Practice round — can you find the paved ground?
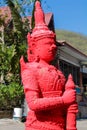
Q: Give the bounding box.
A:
[77,119,87,130]
[0,119,24,130]
[0,118,87,130]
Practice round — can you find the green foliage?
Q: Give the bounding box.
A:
[4,0,30,44]
[0,82,24,110]
[0,0,29,84]
[0,0,32,110]
[0,0,43,110]
[5,0,28,39]
[0,44,16,83]
[56,30,87,55]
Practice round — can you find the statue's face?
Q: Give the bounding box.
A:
[36,38,57,62]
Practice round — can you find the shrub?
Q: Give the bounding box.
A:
[0,82,24,110]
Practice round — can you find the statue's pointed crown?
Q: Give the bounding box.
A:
[27,1,56,62]
[27,1,55,42]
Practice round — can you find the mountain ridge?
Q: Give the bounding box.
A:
[55,30,87,55]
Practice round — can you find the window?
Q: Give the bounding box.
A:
[59,59,80,85]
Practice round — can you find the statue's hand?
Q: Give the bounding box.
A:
[62,90,76,105]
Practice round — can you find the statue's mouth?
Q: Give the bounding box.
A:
[49,48,57,55]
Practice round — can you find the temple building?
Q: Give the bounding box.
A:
[56,40,87,93]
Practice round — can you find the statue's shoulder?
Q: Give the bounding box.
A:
[26,62,40,69]
[20,57,39,74]
[57,69,64,76]
[24,62,41,76]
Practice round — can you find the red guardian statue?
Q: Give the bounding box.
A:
[20,1,78,130]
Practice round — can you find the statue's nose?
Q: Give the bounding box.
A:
[51,44,57,50]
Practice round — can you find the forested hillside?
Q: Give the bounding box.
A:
[55,30,87,55]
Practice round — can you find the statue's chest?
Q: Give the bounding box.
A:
[37,67,62,93]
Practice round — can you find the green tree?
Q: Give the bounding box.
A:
[0,0,35,110]
[0,0,42,84]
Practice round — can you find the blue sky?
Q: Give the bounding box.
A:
[42,0,87,36]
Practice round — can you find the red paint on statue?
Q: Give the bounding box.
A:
[20,1,78,130]
[65,75,78,130]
